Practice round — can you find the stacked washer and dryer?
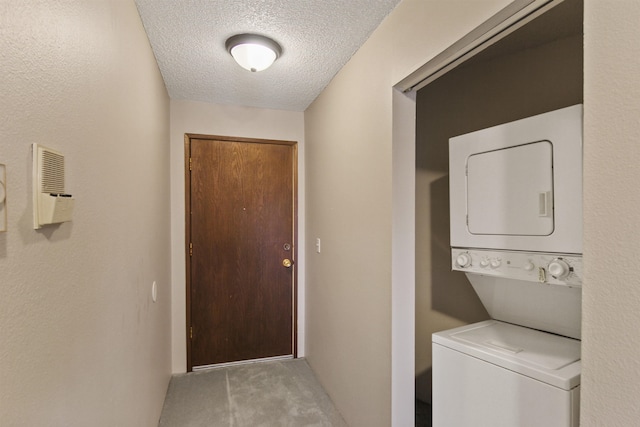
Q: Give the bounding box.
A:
[432,105,583,427]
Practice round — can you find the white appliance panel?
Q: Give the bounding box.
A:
[451,248,583,286]
[433,341,580,427]
[449,104,582,253]
[467,141,554,236]
[469,274,582,339]
[451,248,583,339]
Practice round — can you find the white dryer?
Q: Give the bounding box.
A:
[448,104,583,254]
[433,106,583,427]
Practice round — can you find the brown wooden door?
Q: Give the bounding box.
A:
[186,135,296,370]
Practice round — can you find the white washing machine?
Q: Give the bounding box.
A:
[433,320,580,427]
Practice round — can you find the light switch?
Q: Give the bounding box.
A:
[316,238,321,253]
[0,164,6,232]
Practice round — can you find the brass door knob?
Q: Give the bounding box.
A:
[282,258,293,268]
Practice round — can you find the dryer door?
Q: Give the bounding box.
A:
[467,141,554,236]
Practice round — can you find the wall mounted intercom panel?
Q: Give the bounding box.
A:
[32,144,74,229]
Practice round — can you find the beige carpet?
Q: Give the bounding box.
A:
[158,358,347,427]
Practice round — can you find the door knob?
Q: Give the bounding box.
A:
[282,258,293,268]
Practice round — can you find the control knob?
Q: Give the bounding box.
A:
[548,258,571,279]
[490,259,501,269]
[455,253,472,268]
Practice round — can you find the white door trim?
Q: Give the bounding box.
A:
[395,0,566,93]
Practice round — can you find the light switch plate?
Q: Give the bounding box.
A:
[0,164,6,232]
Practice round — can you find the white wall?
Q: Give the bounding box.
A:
[582,0,640,424]
[0,1,171,426]
[304,1,511,425]
[169,100,305,373]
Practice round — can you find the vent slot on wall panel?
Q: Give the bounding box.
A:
[41,150,65,194]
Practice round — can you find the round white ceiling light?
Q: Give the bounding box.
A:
[225,34,282,72]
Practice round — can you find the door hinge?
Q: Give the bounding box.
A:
[189,157,192,171]
[189,242,193,256]
[190,326,193,339]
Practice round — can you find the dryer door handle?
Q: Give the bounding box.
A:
[538,191,552,217]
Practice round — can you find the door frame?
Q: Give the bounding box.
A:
[184,133,298,372]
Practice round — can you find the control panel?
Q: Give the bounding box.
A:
[451,248,582,287]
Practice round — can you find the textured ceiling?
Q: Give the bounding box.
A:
[134,0,402,112]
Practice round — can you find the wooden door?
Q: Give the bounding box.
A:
[185,134,297,370]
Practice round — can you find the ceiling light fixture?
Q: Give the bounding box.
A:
[226,34,282,73]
